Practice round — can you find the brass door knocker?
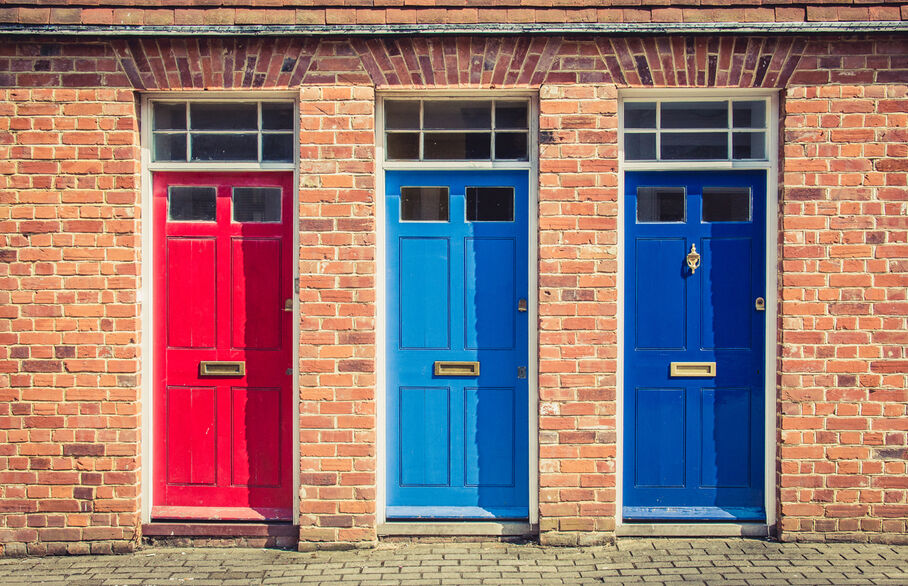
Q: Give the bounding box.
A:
[686,244,701,275]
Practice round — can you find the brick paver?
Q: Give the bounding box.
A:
[1,538,907,585]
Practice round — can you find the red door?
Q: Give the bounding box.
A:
[153,172,293,521]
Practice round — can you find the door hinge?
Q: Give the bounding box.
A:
[294,277,300,294]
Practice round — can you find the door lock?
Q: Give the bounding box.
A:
[517,298,527,312]
[755,297,765,311]
[283,298,293,312]
[686,244,701,275]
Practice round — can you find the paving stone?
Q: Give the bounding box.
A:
[2,539,907,584]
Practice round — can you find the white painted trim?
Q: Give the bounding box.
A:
[615,88,779,532]
[616,523,769,538]
[375,97,387,526]
[140,95,154,524]
[764,92,780,532]
[291,95,301,527]
[375,90,539,530]
[138,90,301,525]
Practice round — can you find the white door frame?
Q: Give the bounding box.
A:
[615,89,780,534]
[375,91,540,532]
[139,91,301,524]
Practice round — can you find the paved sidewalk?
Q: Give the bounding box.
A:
[1,538,907,585]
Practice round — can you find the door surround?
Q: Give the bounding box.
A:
[616,89,779,533]
[139,92,301,525]
[375,91,540,532]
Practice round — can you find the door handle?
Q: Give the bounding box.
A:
[433,361,480,377]
[199,361,246,376]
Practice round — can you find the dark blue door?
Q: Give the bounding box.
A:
[386,170,529,519]
[624,170,766,521]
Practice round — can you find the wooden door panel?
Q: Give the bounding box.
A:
[166,237,217,349]
[165,386,217,486]
[231,237,282,350]
[230,386,282,488]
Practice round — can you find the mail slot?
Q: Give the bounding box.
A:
[199,361,246,377]
[670,362,716,377]
[433,361,480,377]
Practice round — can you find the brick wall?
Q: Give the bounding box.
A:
[0,31,906,554]
[779,36,908,542]
[0,41,141,555]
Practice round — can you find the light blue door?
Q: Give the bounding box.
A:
[624,170,766,521]
[386,170,529,519]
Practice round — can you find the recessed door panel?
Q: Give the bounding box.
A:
[700,387,751,488]
[231,238,282,350]
[634,388,685,488]
[154,172,293,521]
[700,237,752,350]
[465,238,516,351]
[464,387,515,487]
[400,237,450,350]
[167,238,217,349]
[624,170,766,522]
[636,238,686,350]
[387,170,529,519]
[399,387,450,487]
[231,387,282,488]
[165,386,216,486]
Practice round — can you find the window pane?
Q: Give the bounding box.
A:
[385,101,420,130]
[661,101,728,129]
[495,132,528,160]
[466,187,514,222]
[702,187,751,222]
[190,103,257,131]
[154,103,186,130]
[191,133,258,161]
[387,133,420,159]
[424,132,491,160]
[262,134,294,162]
[495,102,528,129]
[400,187,448,222]
[732,101,766,128]
[732,132,766,160]
[625,133,656,160]
[169,186,216,222]
[262,103,294,130]
[424,101,491,130]
[154,133,187,161]
[233,187,282,223]
[637,187,685,223]
[625,102,656,129]
[661,132,727,160]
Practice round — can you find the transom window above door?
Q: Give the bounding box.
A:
[152,101,295,163]
[623,99,768,162]
[384,99,530,161]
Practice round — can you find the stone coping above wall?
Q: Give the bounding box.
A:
[1,5,907,30]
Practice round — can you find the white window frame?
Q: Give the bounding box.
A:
[622,95,772,166]
[147,95,298,171]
